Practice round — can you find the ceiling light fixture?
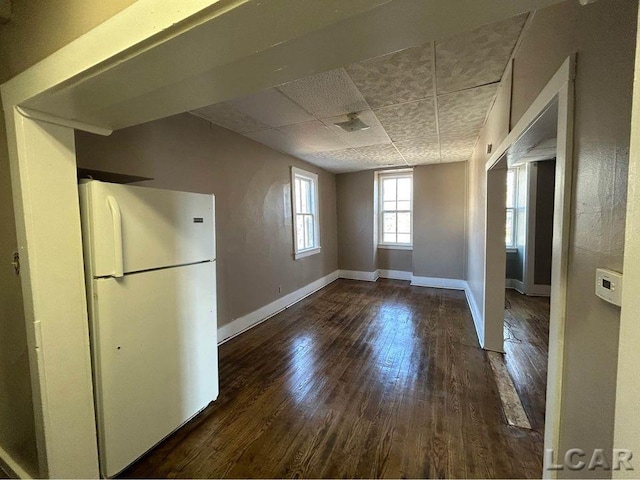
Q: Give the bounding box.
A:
[334,113,370,132]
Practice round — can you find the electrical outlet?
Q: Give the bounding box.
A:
[278,286,282,293]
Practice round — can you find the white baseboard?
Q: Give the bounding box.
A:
[410,275,466,290]
[505,279,551,296]
[505,278,526,294]
[219,268,488,355]
[527,284,551,296]
[338,269,379,282]
[463,283,485,349]
[377,269,412,281]
[218,270,339,344]
[0,444,35,479]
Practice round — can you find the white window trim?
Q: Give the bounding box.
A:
[506,168,518,250]
[378,244,413,251]
[377,169,413,248]
[291,166,321,260]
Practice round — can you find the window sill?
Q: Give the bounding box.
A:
[378,244,413,251]
[294,247,321,260]
[506,247,518,254]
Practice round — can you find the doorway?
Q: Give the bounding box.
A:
[484,56,575,476]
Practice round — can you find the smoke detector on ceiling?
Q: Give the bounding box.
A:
[334,113,370,132]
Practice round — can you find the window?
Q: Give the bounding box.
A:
[506,168,517,248]
[378,171,413,248]
[291,167,321,259]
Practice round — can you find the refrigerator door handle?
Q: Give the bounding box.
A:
[106,195,124,278]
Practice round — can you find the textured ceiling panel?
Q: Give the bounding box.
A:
[322,110,391,148]
[299,149,374,173]
[228,88,314,127]
[277,68,369,119]
[190,102,268,133]
[345,43,433,109]
[439,141,479,163]
[395,139,441,165]
[245,129,315,156]
[356,144,406,166]
[374,98,438,144]
[436,14,527,94]
[278,120,350,152]
[191,13,525,173]
[438,83,498,162]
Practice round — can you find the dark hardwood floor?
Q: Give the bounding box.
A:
[121,279,544,479]
[503,289,551,433]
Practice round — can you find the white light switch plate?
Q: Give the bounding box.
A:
[595,268,623,307]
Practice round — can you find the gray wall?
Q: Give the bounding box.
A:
[0,1,137,474]
[336,171,377,272]
[467,0,637,475]
[413,162,466,279]
[534,160,556,285]
[336,164,467,279]
[75,114,339,328]
[505,252,522,280]
[377,248,412,272]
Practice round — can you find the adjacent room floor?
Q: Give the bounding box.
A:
[503,289,551,433]
[122,279,544,478]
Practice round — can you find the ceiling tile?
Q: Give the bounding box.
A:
[278,121,349,152]
[394,140,440,165]
[439,142,479,163]
[228,88,314,127]
[299,149,374,173]
[438,83,497,162]
[277,68,369,119]
[436,14,527,94]
[322,110,391,148]
[374,98,438,144]
[244,128,316,156]
[356,144,406,166]
[190,103,268,133]
[345,43,433,109]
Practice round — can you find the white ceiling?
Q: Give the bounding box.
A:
[191,13,528,173]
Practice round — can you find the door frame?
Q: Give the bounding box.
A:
[484,55,575,477]
[0,1,573,476]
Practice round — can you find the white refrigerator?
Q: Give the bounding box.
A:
[78,180,219,477]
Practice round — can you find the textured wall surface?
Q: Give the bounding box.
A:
[336,170,377,272]
[613,7,640,475]
[0,0,137,474]
[533,160,555,285]
[412,162,466,279]
[468,0,637,476]
[75,114,338,328]
[377,248,412,272]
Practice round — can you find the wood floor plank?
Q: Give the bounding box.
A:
[121,280,544,479]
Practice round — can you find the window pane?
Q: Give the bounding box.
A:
[296,214,305,250]
[506,170,516,208]
[397,212,411,234]
[397,177,411,201]
[506,209,515,246]
[295,178,302,212]
[383,178,397,202]
[304,214,314,249]
[383,200,396,211]
[397,233,411,244]
[299,178,310,213]
[383,212,396,233]
[383,233,396,243]
[397,200,410,211]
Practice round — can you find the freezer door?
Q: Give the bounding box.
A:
[90,261,218,477]
[79,180,215,277]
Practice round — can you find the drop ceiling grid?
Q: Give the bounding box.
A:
[189,13,528,173]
